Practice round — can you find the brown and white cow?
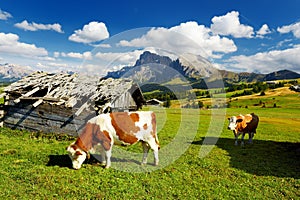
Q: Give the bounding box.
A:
[227,113,259,146]
[67,111,160,169]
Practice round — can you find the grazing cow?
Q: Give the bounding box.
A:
[67,111,160,169]
[227,113,259,146]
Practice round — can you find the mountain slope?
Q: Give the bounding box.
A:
[178,53,218,78]
[263,69,300,81]
[106,51,217,83]
[106,51,300,86]
[0,63,34,82]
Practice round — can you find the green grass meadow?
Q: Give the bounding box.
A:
[0,87,299,199]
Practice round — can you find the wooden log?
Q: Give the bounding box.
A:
[0,110,4,117]
[66,97,77,108]
[5,103,95,123]
[0,93,6,99]
[75,101,91,116]
[3,110,93,136]
[23,87,41,97]
[3,118,79,136]
[19,96,61,101]
[33,99,43,107]
[14,87,41,103]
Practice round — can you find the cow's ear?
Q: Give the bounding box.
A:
[236,119,243,123]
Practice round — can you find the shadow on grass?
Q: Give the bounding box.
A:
[47,155,72,168]
[46,154,141,169]
[192,137,300,178]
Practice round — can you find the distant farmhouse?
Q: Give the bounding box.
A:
[146,98,164,106]
[1,72,145,135]
[290,84,300,92]
[266,81,278,84]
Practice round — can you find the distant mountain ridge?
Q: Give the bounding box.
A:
[106,51,300,85]
[1,52,300,86]
[106,51,218,82]
[263,70,300,81]
[0,63,33,82]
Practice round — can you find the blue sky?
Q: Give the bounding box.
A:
[0,0,300,75]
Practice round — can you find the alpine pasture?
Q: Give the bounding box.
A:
[0,86,299,199]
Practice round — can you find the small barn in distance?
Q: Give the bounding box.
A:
[2,72,145,136]
[146,98,164,106]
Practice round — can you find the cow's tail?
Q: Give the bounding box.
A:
[151,111,160,150]
[155,135,160,150]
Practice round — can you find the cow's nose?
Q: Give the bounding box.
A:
[227,127,231,130]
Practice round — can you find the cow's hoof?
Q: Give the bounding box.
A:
[100,161,107,166]
[104,165,110,169]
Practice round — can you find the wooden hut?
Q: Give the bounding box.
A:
[1,72,145,135]
[146,99,164,106]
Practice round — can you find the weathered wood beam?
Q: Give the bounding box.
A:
[0,93,6,99]
[18,96,61,101]
[33,99,43,107]
[75,101,91,116]
[13,87,41,103]
[66,97,77,108]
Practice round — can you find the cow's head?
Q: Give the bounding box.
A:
[227,116,243,131]
[66,143,87,170]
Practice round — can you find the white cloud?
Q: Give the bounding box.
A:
[224,45,300,73]
[0,9,12,20]
[36,62,67,69]
[61,51,93,60]
[256,24,272,38]
[277,22,300,38]
[210,11,254,38]
[58,50,145,76]
[118,21,237,58]
[14,20,63,33]
[276,39,293,48]
[0,32,48,57]
[93,43,112,48]
[35,62,78,73]
[94,50,143,67]
[68,21,109,43]
[53,52,60,58]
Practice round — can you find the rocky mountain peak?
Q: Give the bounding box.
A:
[0,63,34,82]
[134,51,173,67]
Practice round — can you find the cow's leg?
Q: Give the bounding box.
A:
[248,132,254,144]
[234,132,239,146]
[234,136,238,146]
[233,131,239,145]
[147,138,159,166]
[141,141,150,165]
[241,133,245,146]
[104,148,112,168]
[99,145,107,166]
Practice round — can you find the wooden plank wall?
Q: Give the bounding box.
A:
[3,99,97,136]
